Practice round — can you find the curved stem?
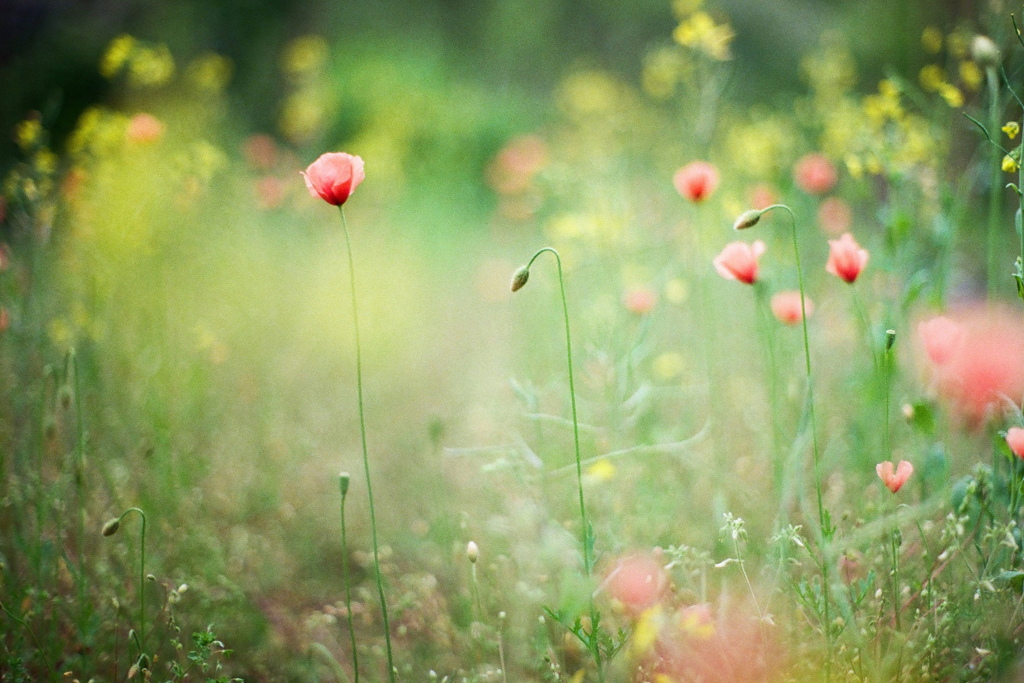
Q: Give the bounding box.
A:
[338,206,396,682]
[339,477,359,683]
[117,507,146,646]
[760,204,831,675]
[523,247,603,681]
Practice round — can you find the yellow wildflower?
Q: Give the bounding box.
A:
[845,154,864,180]
[1003,121,1020,140]
[585,459,616,483]
[33,150,57,175]
[664,278,688,304]
[938,83,963,108]
[15,118,42,151]
[100,34,135,78]
[673,11,734,61]
[1002,155,1019,173]
[282,35,329,76]
[919,64,945,92]
[672,0,703,19]
[127,44,175,87]
[642,47,683,100]
[187,53,233,91]
[630,607,665,656]
[959,60,983,90]
[921,27,943,53]
[653,352,685,380]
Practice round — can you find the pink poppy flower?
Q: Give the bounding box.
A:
[674,161,719,203]
[817,197,852,236]
[624,287,657,315]
[771,291,813,325]
[825,232,869,284]
[793,153,837,195]
[243,134,279,170]
[302,152,365,206]
[1007,427,1024,459]
[713,240,765,285]
[486,134,548,195]
[126,113,164,144]
[604,553,667,614]
[876,460,913,493]
[748,183,776,210]
[917,316,963,365]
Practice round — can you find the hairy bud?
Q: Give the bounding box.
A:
[510,266,530,292]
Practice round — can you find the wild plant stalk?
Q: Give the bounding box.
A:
[883,331,902,634]
[736,204,833,672]
[337,205,396,683]
[987,63,1003,298]
[753,282,784,499]
[338,472,359,683]
[69,348,88,619]
[511,248,604,682]
[102,507,147,646]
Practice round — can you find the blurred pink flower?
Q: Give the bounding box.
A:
[604,553,667,614]
[486,134,548,195]
[817,197,852,236]
[674,161,719,203]
[0,308,9,334]
[244,134,279,170]
[771,291,813,325]
[748,183,776,211]
[623,287,657,315]
[302,152,365,206]
[876,460,913,493]
[1007,427,1024,459]
[255,176,286,210]
[919,308,1024,425]
[714,240,765,285]
[793,153,837,195]
[126,113,165,144]
[918,315,963,365]
[825,232,869,284]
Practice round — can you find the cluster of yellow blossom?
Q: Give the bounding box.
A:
[671,0,734,62]
[279,35,332,145]
[100,35,175,87]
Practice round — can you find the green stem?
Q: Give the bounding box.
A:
[987,67,1002,298]
[339,475,359,683]
[759,204,831,675]
[521,247,603,682]
[70,349,87,611]
[115,507,147,646]
[338,206,396,683]
[0,601,58,682]
[850,287,878,376]
[754,282,784,501]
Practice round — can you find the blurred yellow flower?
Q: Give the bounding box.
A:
[919,64,944,92]
[100,34,135,78]
[642,46,685,100]
[959,60,983,90]
[673,12,734,61]
[664,278,688,304]
[282,35,329,76]
[921,26,943,53]
[630,607,664,656]
[1003,121,1020,140]
[672,0,703,19]
[586,459,616,483]
[127,44,175,87]
[15,118,42,151]
[33,150,57,175]
[558,71,619,115]
[1002,155,1019,173]
[653,352,685,380]
[187,53,233,92]
[938,83,963,108]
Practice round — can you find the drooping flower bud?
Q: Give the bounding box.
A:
[733,209,762,230]
[971,35,1001,70]
[466,541,479,563]
[510,266,530,292]
[102,517,121,536]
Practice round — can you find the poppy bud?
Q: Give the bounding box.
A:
[733,209,762,230]
[510,266,530,292]
[102,517,121,536]
[885,329,896,351]
[339,471,351,496]
[466,541,479,563]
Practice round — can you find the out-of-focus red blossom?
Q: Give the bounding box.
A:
[486,134,548,196]
[255,176,287,210]
[817,196,852,236]
[244,134,279,171]
[0,243,9,271]
[61,168,87,202]
[655,604,779,682]
[126,113,165,144]
[302,152,365,206]
[793,153,837,195]
[771,291,813,325]
[0,308,9,334]
[748,184,776,211]
[623,287,657,315]
[918,307,1024,425]
[825,232,869,284]
[713,240,765,285]
[918,315,964,365]
[876,460,914,493]
[604,554,667,614]
[1006,427,1024,459]
[674,161,719,203]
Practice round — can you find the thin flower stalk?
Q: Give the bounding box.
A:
[338,473,359,683]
